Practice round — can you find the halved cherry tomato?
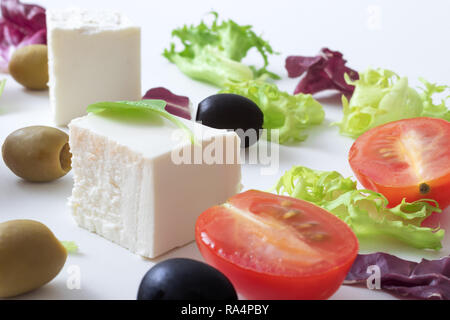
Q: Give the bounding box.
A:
[195,190,358,300]
[349,117,450,209]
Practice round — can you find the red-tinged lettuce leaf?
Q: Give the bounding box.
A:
[285,55,322,78]
[345,252,450,300]
[0,0,46,72]
[143,87,191,120]
[286,48,359,98]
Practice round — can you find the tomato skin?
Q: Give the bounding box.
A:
[349,117,450,209]
[197,230,354,300]
[351,164,450,209]
[195,190,359,300]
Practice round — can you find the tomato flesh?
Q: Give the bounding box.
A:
[195,190,359,300]
[349,117,450,208]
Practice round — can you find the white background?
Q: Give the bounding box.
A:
[0,0,449,300]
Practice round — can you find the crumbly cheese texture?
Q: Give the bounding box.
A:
[47,8,141,126]
[68,114,242,258]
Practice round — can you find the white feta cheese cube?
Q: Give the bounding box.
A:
[47,9,141,126]
[68,114,242,258]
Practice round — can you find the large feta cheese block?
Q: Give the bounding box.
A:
[68,114,242,258]
[47,9,141,126]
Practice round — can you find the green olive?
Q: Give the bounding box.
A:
[0,220,67,298]
[9,44,49,90]
[2,126,72,182]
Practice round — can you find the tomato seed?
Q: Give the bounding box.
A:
[294,222,318,230]
[283,211,298,219]
[419,183,431,194]
[281,200,293,208]
[306,232,329,241]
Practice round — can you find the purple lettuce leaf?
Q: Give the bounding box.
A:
[0,0,46,72]
[345,252,450,300]
[286,48,359,98]
[142,87,191,120]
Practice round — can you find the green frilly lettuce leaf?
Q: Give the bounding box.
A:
[220,80,325,144]
[419,78,450,121]
[274,166,444,250]
[61,241,79,254]
[0,79,6,114]
[163,12,278,87]
[336,68,450,138]
[0,79,6,96]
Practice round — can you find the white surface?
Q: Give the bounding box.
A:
[0,0,449,300]
[69,114,241,258]
[47,8,141,125]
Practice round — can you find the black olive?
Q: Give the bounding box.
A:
[196,94,263,148]
[137,258,238,300]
